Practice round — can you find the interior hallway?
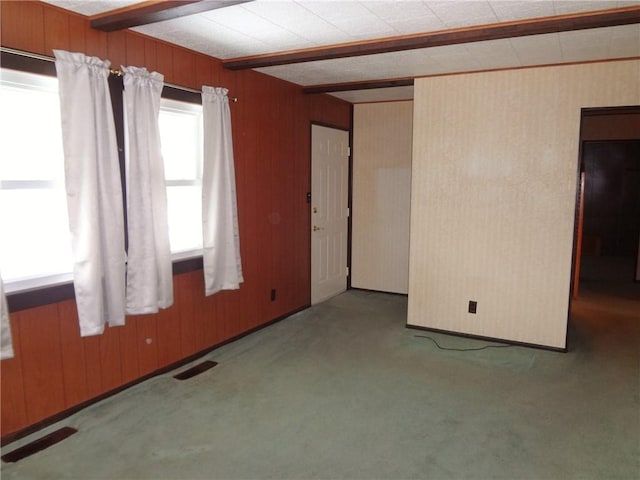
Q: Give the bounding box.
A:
[1,286,638,479]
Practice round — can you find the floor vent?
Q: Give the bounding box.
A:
[173,360,218,380]
[1,426,77,463]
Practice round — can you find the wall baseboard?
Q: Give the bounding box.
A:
[1,304,310,447]
[406,324,567,353]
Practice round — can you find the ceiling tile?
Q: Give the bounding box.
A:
[298,1,398,37]
[240,1,353,44]
[510,33,564,64]
[552,0,633,15]
[363,1,447,34]
[489,0,556,22]
[330,86,414,103]
[37,0,640,103]
[426,1,499,28]
[43,0,140,16]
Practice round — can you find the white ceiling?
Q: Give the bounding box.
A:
[43,0,640,103]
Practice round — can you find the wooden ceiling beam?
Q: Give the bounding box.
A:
[303,78,414,94]
[91,0,252,32]
[223,6,640,70]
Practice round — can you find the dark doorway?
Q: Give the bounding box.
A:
[575,107,640,302]
[580,141,640,286]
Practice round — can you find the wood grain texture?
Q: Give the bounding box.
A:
[0,0,351,438]
[67,15,86,53]
[0,1,45,54]
[0,315,28,433]
[16,305,66,424]
[135,314,158,376]
[125,32,146,67]
[172,48,197,89]
[57,301,89,407]
[43,7,70,53]
[119,321,140,384]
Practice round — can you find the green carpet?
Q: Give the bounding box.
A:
[2,289,638,479]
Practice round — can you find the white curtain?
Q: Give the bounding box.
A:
[0,274,13,360]
[122,66,173,314]
[54,50,126,337]
[201,86,243,295]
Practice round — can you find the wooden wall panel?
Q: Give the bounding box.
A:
[85,21,107,59]
[119,321,140,384]
[67,14,86,53]
[144,38,158,73]
[1,0,351,439]
[135,315,158,376]
[0,315,28,433]
[155,307,182,368]
[125,32,146,67]
[106,30,126,68]
[15,305,66,424]
[155,43,175,84]
[57,300,89,407]
[98,326,123,392]
[173,48,197,89]
[82,336,105,399]
[43,7,69,53]
[195,53,219,89]
[176,273,197,357]
[0,1,45,54]
[200,294,219,348]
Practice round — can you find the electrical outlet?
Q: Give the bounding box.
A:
[468,301,477,314]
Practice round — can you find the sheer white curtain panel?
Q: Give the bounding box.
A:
[201,86,243,296]
[122,66,173,314]
[0,274,13,360]
[54,50,126,337]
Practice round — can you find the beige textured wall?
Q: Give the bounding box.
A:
[408,60,640,349]
[352,101,413,293]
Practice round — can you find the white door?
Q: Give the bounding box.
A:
[311,125,349,305]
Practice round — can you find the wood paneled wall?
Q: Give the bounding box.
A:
[0,1,351,438]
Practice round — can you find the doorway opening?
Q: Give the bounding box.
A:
[571,106,640,308]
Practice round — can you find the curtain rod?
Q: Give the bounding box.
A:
[0,46,238,102]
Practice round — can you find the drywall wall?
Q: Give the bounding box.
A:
[408,59,639,349]
[352,101,413,294]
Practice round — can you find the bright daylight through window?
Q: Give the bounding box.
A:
[0,69,73,292]
[0,68,205,294]
[159,97,203,258]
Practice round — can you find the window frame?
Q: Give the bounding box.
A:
[1,49,204,313]
[158,95,204,259]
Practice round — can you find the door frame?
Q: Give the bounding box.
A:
[568,105,640,347]
[309,120,353,302]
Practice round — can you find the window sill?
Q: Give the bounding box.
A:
[6,256,204,314]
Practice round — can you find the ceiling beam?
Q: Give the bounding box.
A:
[303,78,414,94]
[223,6,640,70]
[91,0,252,32]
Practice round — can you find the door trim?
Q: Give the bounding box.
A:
[309,120,352,301]
[568,105,640,350]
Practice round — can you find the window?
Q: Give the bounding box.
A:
[1,58,206,299]
[0,68,73,293]
[159,97,204,258]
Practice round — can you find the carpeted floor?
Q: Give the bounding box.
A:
[1,287,638,479]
